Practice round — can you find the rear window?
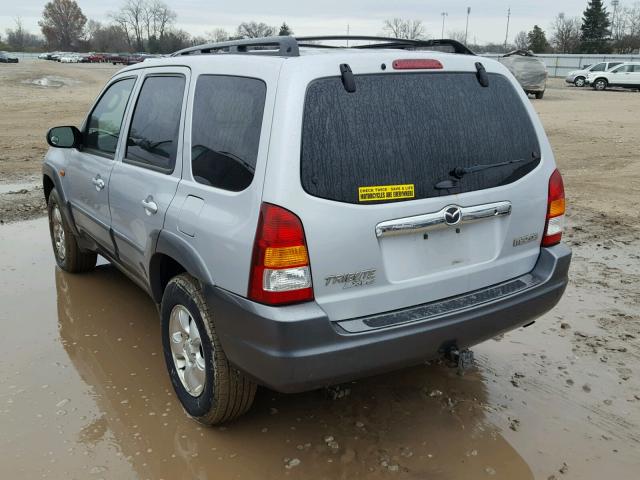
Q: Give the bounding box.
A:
[300,72,541,204]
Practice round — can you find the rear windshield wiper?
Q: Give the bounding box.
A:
[450,152,540,179]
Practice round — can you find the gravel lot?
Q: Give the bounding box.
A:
[0,60,639,479]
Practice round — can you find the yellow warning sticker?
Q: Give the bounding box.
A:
[358,184,415,202]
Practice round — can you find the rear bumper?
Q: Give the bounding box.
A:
[206,244,571,393]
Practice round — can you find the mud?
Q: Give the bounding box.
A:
[1,60,640,479]
[1,214,639,480]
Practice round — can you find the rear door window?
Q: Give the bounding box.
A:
[125,75,186,173]
[301,72,541,204]
[191,75,267,191]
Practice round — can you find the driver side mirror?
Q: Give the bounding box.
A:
[46,126,82,149]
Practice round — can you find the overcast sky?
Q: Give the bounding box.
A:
[1,0,601,45]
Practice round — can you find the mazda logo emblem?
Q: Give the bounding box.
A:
[444,206,462,226]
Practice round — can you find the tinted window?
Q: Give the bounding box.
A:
[301,73,540,204]
[125,75,185,172]
[591,63,605,71]
[608,62,622,69]
[191,76,266,191]
[85,78,136,155]
[614,65,633,73]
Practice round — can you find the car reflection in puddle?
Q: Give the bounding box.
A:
[55,265,533,479]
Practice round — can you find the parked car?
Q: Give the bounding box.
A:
[497,49,547,99]
[60,53,82,63]
[86,53,107,63]
[0,51,19,63]
[43,36,570,424]
[565,61,623,87]
[586,62,640,91]
[38,52,49,59]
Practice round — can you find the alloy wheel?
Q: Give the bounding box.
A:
[169,305,206,397]
[52,205,66,261]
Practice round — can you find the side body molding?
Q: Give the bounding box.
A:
[150,230,216,302]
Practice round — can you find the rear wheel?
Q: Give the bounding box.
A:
[574,77,586,87]
[47,189,97,273]
[161,273,257,425]
[594,79,608,91]
[535,91,545,99]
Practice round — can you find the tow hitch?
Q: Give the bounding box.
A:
[447,347,475,375]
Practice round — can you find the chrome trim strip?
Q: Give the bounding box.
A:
[375,201,512,238]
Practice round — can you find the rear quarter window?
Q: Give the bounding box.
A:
[300,72,541,204]
[191,75,267,191]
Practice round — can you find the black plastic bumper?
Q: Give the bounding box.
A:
[205,244,571,393]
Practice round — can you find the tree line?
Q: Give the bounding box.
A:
[0,0,295,53]
[510,0,640,54]
[1,0,639,55]
[384,1,640,54]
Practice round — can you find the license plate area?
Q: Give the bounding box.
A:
[379,222,500,282]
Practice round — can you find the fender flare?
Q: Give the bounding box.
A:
[150,230,215,302]
[42,163,80,236]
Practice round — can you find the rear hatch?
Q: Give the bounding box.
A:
[264,53,552,322]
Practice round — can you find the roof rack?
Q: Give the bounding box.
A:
[297,36,475,55]
[172,36,299,57]
[171,35,475,58]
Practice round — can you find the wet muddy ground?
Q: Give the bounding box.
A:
[1,215,638,479]
[1,61,640,479]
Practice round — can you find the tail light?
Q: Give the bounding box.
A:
[542,169,565,247]
[248,203,313,305]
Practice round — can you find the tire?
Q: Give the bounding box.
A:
[594,79,607,91]
[535,91,545,99]
[47,189,97,273]
[161,273,256,425]
[574,77,586,87]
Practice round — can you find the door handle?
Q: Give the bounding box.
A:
[141,196,158,215]
[92,176,105,191]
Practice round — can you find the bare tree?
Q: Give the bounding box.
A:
[5,17,43,50]
[513,30,529,50]
[39,0,87,50]
[148,0,175,39]
[382,18,426,40]
[447,30,467,43]
[111,0,145,50]
[6,17,26,50]
[236,21,276,38]
[111,0,175,51]
[613,4,640,53]
[88,23,129,51]
[207,28,229,43]
[550,13,582,53]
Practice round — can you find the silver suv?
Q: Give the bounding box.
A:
[43,36,571,424]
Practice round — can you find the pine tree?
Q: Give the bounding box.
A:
[580,0,611,53]
[278,22,293,36]
[527,25,550,53]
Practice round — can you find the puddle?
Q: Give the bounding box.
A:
[21,75,82,88]
[0,218,638,479]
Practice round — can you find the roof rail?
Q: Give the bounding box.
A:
[296,36,475,55]
[171,36,299,57]
[170,35,475,58]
